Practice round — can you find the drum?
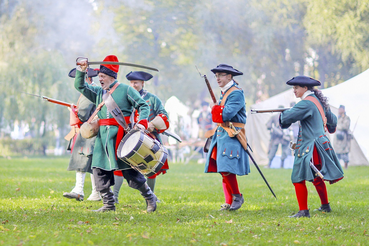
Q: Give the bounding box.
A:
[117,129,168,177]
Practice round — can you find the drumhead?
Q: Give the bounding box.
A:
[118,130,143,158]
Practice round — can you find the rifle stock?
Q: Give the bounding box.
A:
[250,108,290,114]
[23,92,76,109]
[42,96,76,109]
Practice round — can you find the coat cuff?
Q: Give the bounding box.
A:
[137,119,148,129]
[69,109,82,126]
[211,105,224,123]
[151,114,170,133]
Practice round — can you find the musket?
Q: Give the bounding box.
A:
[251,108,290,114]
[23,92,76,109]
[76,57,159,72]
[229,124,277,199]
[198,66,277,199]
[196,66,217,104]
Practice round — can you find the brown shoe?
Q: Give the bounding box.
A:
[63,192,84,201]
[219,203,231,211]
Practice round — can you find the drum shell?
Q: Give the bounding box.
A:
[117,130,167,177]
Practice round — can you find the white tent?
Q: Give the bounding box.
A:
[246,69,369,166]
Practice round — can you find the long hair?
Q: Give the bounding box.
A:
[308,86,329,109]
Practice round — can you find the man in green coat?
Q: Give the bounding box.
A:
[75,55,157,212]
[280,76,344,218]
[63,68,101,202]
[113,71,170,203]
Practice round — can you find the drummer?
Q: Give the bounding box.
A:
[113,71,170,203]
[74,56,158,213]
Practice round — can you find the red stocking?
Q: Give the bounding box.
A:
[221,172,240,195]
[312,177,329,205]
[293,181,308,210]
[222,178,233,204]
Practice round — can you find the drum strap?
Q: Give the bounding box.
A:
[103,91,130,132]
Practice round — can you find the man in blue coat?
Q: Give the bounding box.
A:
[205,64,250,211]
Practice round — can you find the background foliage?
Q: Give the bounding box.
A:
[1,0,369,150]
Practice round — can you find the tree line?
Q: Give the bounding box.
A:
[1,0,368,153]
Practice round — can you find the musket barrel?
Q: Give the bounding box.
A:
[250,108,291,114]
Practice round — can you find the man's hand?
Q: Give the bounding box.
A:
[147,122,155,132]
[77,58,88,72]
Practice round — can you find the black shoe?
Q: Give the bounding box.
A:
[139,183,157,213]
[318,203,331,212]
[63,192,84,201]
[229,194,244,211]
[289,210,310,218]
[92,189,115,212]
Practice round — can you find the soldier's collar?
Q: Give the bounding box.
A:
[301,91,314,100]
[220,80,234,93]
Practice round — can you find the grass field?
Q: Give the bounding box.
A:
[0,157,368,246]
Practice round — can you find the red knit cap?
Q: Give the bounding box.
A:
[99,55,119,78]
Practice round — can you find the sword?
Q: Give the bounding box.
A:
[310,160,324,179]
[76,57,159,72]
[247,148,277,199]
[162,131,182,143]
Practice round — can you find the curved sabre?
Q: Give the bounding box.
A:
[83,61,159,72]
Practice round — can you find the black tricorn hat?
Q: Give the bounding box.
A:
[286,76,321,86]
[126,71,153,81]
[68,68,99,78]
[211,64,243,76]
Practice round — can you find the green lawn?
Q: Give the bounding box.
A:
[0,157,368,245]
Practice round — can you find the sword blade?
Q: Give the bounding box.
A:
[87,61,159,72]
[309,160,324,179]
[246,149,277,199]
[162,131,182,143]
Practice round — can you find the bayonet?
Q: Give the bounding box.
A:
[23,92,76,109]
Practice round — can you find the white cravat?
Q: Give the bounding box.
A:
[301,90,314,99]
[220,80,234,93]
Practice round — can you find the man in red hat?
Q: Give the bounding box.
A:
[113,71,170,203]
[75,56,158,212]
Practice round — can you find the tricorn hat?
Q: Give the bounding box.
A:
[68,68,99,78]
[126,71,153,81]
[286,76,321,86]
[99,55,119,79]
[211,64,243,76]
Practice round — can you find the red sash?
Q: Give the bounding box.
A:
[100,116,131,159]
